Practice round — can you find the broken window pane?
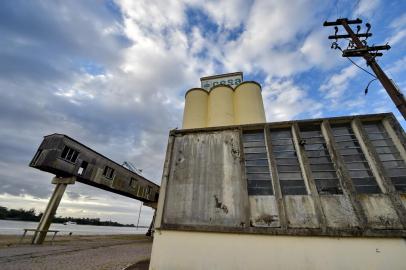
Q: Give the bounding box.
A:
[78,161,88,176]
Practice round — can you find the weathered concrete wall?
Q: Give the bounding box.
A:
[157,113,406,236]
[358,194,403,229]
[320,195,359,228]
[284,195,319,228]
[163,130,249,227]
[149,230,406,270]
[249,196,279,227]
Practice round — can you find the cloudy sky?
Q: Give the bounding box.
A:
[0,0,405,225]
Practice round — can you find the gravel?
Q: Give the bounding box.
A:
[0,235,152,270]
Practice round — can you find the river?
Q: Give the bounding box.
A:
[0,220,148,235]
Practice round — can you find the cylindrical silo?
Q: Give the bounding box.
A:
[182,88,209,129]
[207,85,235,127]
[234,81,266,125]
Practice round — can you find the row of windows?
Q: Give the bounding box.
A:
[130,178,153,198]
[242,122,406,196]
[60,146,153,196]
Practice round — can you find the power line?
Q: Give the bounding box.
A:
[324,18,406,119]
[345,57,377,78]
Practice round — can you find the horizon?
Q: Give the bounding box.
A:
[0,0,405,225]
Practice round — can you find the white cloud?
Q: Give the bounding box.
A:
[388,14,406,46]
[353,0,380,17]
[263,79,323,121]
[319,64,358,104]
[1,0,403,225]
[386,56,406,74]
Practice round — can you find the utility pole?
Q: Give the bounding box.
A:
[323,18,406,119]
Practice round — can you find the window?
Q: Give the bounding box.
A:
[138,186,145,197]
[331,124,380,194]
[61,146,79,163]
[270,128,307,195]
[130,178,138,189]
[300,126,342,195]
[102,165,115,179]
[146,186,152,196]
[77,161,88,176]
[242,131,273,195]
[32,149,43,165]
[363,122,406,192]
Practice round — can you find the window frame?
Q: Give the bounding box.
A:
[60,145,80,163]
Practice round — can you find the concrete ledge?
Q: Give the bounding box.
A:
[158,223,406,238]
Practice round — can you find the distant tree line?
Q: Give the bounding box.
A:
[0,206,136,227]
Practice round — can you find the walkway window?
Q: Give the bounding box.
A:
[103,166,115,179]
[130,178,138,189]
[61,146,79,163]
[242,130,273,195]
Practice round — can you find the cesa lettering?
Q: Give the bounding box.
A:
[204,78,242,89]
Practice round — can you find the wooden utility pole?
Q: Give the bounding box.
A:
[323,18,406,119]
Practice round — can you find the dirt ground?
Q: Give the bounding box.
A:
[0,234,152,270]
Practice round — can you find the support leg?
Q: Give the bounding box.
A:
[146,210,156,237]
[32,177,75,245]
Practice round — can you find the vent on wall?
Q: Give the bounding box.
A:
[300,126,342,195]
[364,122,406,192]
[242,130,273,195]
[331,124,380,194]
[269,128,307,195]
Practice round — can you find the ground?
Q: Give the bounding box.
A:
[0,234,151,270]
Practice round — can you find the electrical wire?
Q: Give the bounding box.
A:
[345,57,377,78]
[334,43,377,78]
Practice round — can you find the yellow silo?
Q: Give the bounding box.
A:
[207,85,235,127]
[234,82,266,125]
[182,88,209,129]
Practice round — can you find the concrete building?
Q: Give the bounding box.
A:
[150,74,406,269]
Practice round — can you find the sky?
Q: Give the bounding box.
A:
[0,0,405,225]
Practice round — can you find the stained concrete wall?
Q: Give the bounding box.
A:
[150,230,406,270]
[160,114,406,236]
[163,129,249,226]
[151,113,406,269]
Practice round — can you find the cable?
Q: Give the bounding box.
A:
[345,57,377,78]
[364,78,378,95]
[333,43,377,78]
